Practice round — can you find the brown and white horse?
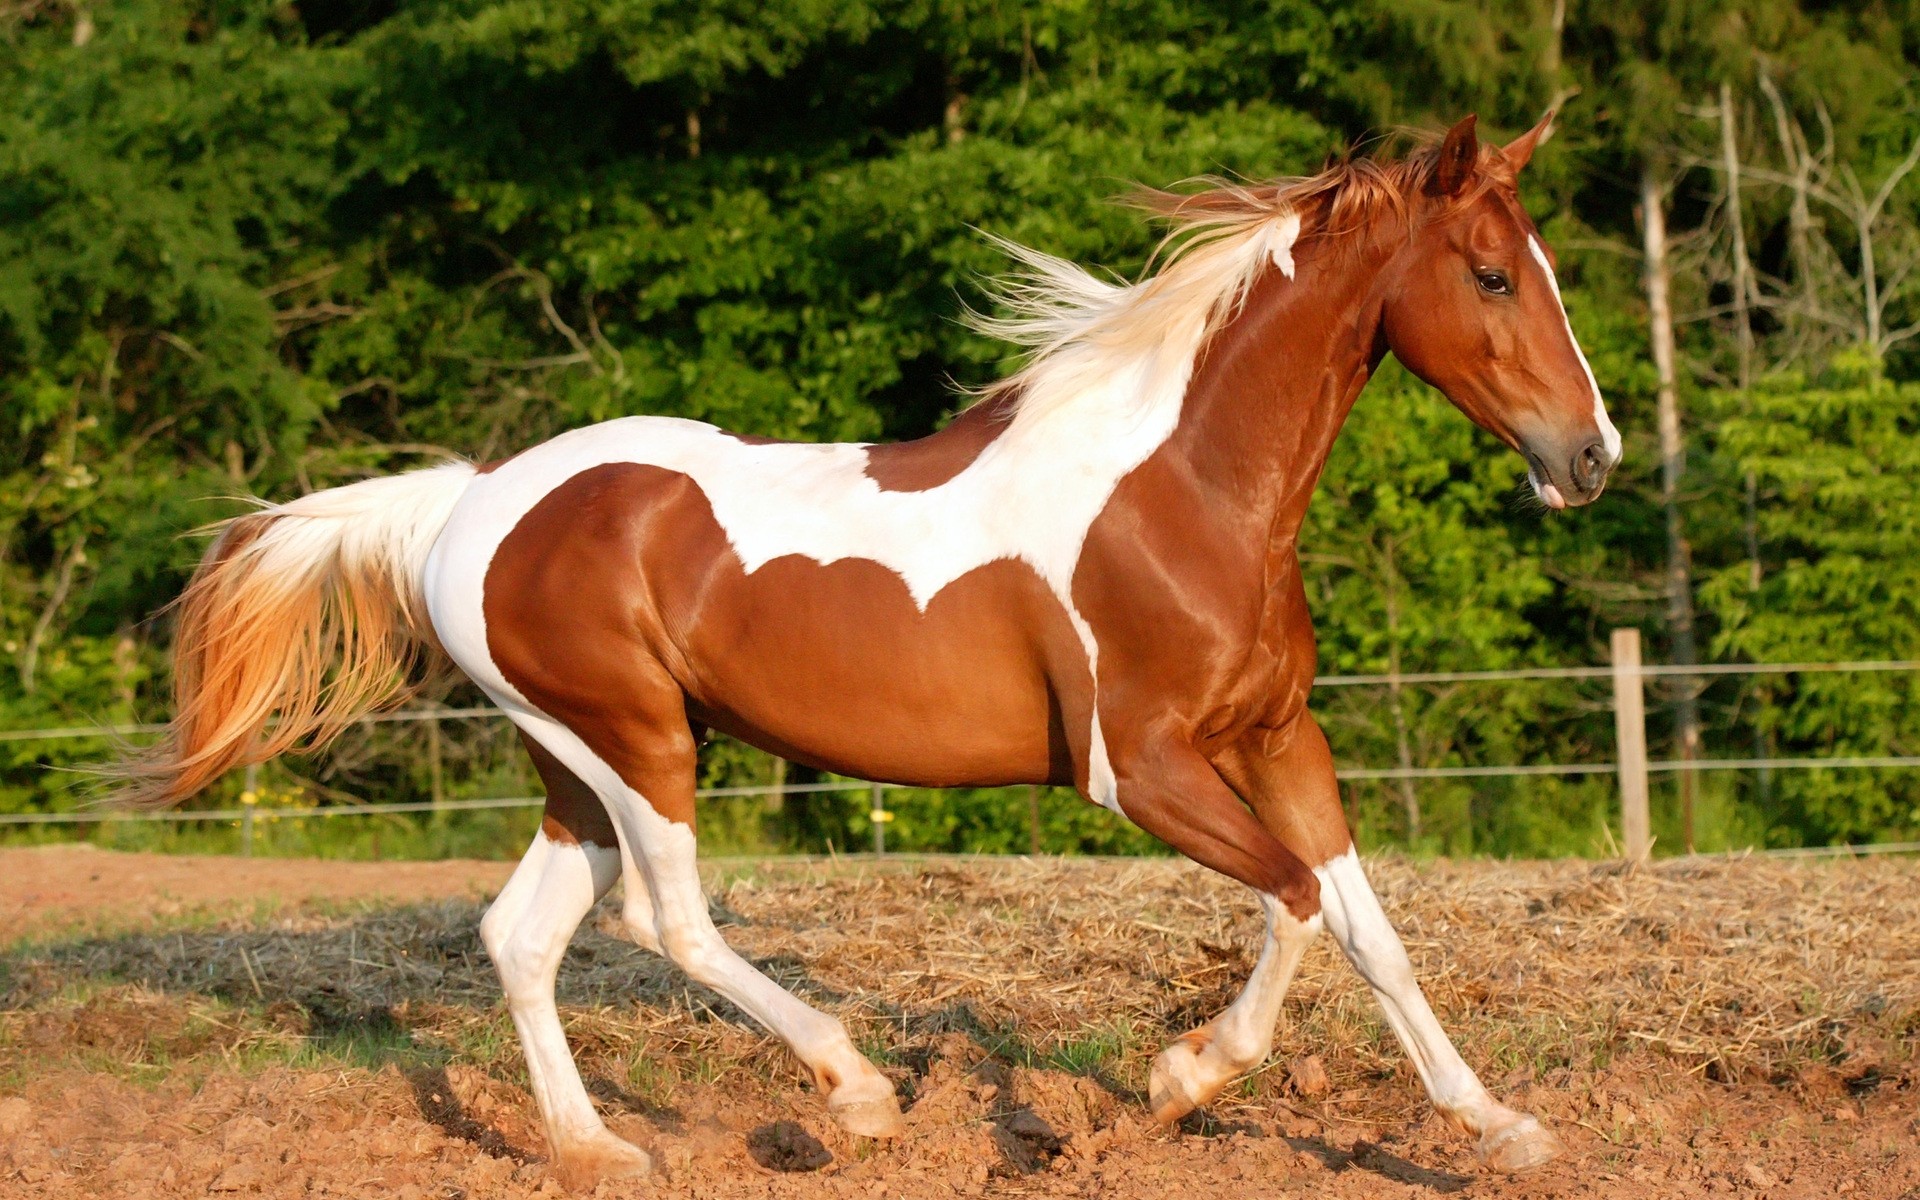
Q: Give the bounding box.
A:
[120,113,1616,1184]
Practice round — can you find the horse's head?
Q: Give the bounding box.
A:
[1380,113,1621,509]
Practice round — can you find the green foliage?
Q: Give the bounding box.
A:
[5,0,1920,857]
[1699,358,1920,845]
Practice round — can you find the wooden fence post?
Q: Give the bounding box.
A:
[1610,628,1651,862]
[240,760,259,857]
[427,713,446,825]
[870,782,887,855]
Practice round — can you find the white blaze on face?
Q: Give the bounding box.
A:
[1527,236,1622,465]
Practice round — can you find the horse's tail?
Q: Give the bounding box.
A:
[111,461,478,809]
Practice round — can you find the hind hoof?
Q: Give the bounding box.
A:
[552,1129,653,1191]
[829,1095,904,1138]
[1477,1115,1564,1173]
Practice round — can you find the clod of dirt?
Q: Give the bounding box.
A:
[0,1096,32,1135]
[1013,1069,1118,1139]
[991,1108,1065,1172]
[1288,1053,1331,1097]
[746,1120,833,1172]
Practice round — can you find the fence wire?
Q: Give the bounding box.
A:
[7,657,1920,854]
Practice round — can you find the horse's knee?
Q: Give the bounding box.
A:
[1266,863,1320,923]
[479,877,537,975]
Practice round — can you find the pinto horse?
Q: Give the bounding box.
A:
[119,112,1617,1185]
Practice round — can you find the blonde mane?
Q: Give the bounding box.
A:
[968,142,1459,427]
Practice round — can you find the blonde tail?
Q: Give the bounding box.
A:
[112,462,478,809]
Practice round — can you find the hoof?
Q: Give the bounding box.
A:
[1477,1115,1564,1173]
[1147,1036,1212,1125]
[551,1129,653,1191]
[829,1094,904,1139]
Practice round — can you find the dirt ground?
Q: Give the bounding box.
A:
[0,843,515,943]
[1,845,1915,1199]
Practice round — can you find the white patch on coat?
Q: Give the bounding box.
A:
[426,219,1305,814]
[1527,236,1622,463]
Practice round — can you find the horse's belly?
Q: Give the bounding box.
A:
[674,553,1088,788]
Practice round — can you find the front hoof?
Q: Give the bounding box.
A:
[829,1094,904,1139]
[552,1130,653,1191]
[1147,1036,1210,1124]
[1477,1115,1564,1173]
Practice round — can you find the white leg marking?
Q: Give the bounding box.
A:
[1202,897,1322,1070]
[511,714,902,1136]
[1150,894,1321,1120]
[479,832,641,1163]
[613,844,664,956]
[1313,849,1491,1116]
[1313,849,1561,1170]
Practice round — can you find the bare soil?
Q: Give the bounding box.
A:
[1,845,1916,1199]
[0,843,513,942]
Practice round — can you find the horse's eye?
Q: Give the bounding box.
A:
[1476,270,1512,296]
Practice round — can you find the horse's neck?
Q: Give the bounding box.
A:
[1165,239,1392,543]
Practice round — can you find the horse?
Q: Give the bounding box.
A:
[116,111,1617,1186]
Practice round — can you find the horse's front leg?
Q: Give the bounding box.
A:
[1210,718,1564,1172]
[1099,733,1325,1122]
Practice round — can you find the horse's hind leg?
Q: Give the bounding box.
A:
[479,734,653,1188]
[515,707,905,1139]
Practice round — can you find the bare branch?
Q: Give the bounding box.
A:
[1866,135,1920,223]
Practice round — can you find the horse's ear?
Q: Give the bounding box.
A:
[1429,114,1480,198]
[1502,108,1557,173]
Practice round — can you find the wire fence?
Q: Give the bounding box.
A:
[6,640,1920,859]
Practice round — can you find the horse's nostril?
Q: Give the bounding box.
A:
[1571,442,1608,494]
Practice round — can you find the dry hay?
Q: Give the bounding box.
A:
[2,852,1912,1126]
[3,852,1918,1199]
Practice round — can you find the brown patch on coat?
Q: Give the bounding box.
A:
[520,730,618,847]
[862,392,1017,492]
[482,463,1094,829]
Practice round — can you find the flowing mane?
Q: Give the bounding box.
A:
[970,138,1467,427]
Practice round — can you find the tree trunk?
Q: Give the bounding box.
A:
[1721,81,1773,809]
[1539,0,1566,97]
[1719,81,1763,594]
[1640,165,1703,853]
